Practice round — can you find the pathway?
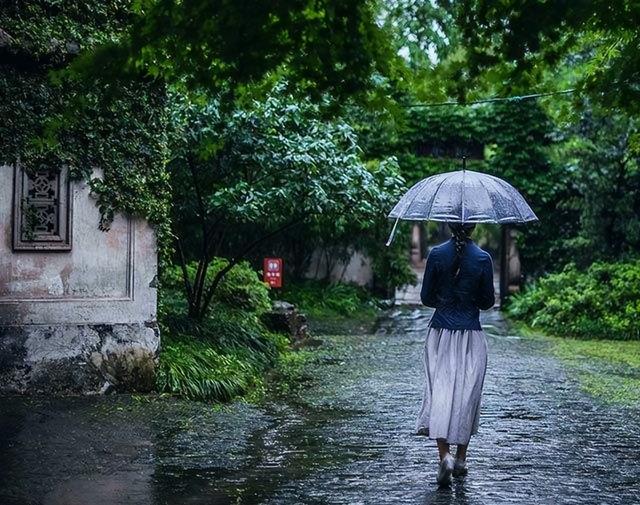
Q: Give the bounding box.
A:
[1,309,639,504]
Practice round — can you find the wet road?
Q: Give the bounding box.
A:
[1,308,639,505]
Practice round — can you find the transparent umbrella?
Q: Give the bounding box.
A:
[386,163,538,245]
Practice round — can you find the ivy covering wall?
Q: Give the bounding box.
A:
[0,1,171,252]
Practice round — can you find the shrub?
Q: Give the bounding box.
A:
[280,280,375,318]
[161,259,271,314]
[507,261,640,340]
[156,261,297,402]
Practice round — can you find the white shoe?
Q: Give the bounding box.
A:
[453,458,468,477]
[436,453,455,486]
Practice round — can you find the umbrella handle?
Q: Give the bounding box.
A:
[385,217,401,247]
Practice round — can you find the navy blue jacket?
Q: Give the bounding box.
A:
[420,238,495,330]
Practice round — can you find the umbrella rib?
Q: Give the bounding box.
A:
[426,174,451,220]
[397,177,432,218]
[499,177,526,222]
[479,177,499,223]
[385,217,401,246]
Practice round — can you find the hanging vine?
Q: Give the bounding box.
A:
[0,1,172,261]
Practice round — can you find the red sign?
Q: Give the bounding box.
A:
[263,258,283,288]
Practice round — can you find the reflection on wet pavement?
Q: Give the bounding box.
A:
[1,307,639,504]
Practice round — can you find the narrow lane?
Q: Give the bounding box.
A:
[1,308,639,505]
[240,308,640,504]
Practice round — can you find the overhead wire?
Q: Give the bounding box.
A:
[401,88,577,108]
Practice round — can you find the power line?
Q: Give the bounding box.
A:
[403,88,577,108]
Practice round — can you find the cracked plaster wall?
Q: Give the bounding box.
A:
[0,166,159,393]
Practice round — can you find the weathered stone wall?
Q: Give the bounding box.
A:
[0,166,159,394]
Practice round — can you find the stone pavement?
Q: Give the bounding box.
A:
[394,266,425,305]
[1,308,639,505]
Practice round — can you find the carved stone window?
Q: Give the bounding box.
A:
[13,165,72,251]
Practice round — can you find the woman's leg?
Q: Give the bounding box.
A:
[436,438,450,460]
[436,438,455,485]
[452,443,469,478]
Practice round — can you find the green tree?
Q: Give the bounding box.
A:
[79,0,396,100]
[248,156,411,296]
[168,84,403,319]
[550,103,640,263]
[452,0,640,111]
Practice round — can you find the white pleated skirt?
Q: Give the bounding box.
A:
[415,326,488,445]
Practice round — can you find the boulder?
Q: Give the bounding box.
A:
[261,301,309,342]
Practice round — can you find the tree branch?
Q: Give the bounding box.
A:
[174,235,194,306]
[186,154,211,315]
[197,219,303,317]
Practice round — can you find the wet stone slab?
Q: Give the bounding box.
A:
[1,308,640,505]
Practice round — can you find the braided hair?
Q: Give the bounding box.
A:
[448,222,476,280]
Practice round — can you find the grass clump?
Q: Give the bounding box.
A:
[156,309,284,403]
[550,337,640,406]
[267,349,316,397]
[156,260,307,402]
[156,338,256,401]
[514,321,640,406]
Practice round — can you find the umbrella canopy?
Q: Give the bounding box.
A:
[386,168,538,245]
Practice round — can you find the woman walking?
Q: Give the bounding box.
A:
[415,222,495,486]
[384,164,536,484]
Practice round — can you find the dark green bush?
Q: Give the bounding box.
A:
[156,261,295,402]
[156,306,290,401]
[280,280,376,318]
[162,259,271,314]
[507,261,640,340]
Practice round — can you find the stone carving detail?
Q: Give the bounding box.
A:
[26,171,59,235]
[13,166,72,251]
